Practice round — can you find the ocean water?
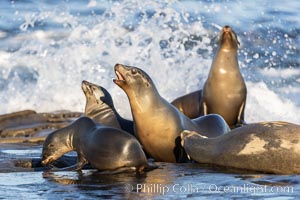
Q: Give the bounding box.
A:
[0,1,300,199]
[0,0,299,124]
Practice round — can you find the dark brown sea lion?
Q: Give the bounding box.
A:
[171,90,202,119]
[41,117,150,172]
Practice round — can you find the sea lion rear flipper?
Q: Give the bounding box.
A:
[143,160,158,172]
[48,162,89,171]
[58,164,79,171]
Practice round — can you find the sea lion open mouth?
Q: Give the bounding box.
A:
[115,70,125,81]
[113,65,127,85]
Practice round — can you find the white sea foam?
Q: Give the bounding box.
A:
[246,82,300,124]
[260,68,300,79]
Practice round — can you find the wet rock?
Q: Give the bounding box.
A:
[0,110,82,142]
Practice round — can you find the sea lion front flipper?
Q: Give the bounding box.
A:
[75,155,89,171]
[236,101,246,127]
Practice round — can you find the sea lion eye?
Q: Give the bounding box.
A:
[131,68,137,75]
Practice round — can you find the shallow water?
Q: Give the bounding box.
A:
[0,0,299,199]
[1,150,300,199]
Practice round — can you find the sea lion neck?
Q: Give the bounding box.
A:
[208,54,238,78]
[85,101,115,120]
[218,36,238,53]
[127,85,162,114]
[211,42,239,72]
[70,117,95,150]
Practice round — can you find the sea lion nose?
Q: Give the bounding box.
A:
[223,25,231,32]
[82,80,88,85]
[114,63,130,71]
[82,80,89,88]
[114,63,122,71]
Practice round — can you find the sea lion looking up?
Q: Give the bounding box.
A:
[113,64,229,163]
[82,80,134,135]
[201,25,247,128]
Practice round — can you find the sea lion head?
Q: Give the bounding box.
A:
[113,63,154,95]
[41,131,72,166]
[81,80,114,108]
[218,25,239,50]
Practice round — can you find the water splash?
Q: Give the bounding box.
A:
[0,0,299,124]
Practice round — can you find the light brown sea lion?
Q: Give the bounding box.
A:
[82,80,134,135]
[171,90,202,119]
[41,117,151,172]
[201,25,247,128]
[181,121,300,174]
[113,64,229,163]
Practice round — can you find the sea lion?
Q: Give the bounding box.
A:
[171,90,202,119]
[41,117,149,172]
[82,80,134,135]
[181,121,300,174]
[113,64,229,163]
[201,25,247,128]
